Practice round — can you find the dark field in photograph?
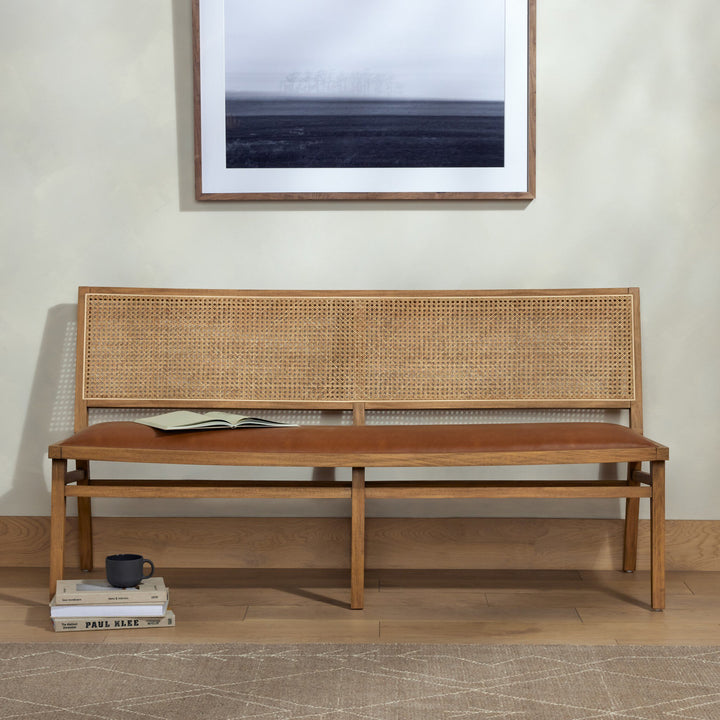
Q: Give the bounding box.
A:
[225,99,504,168]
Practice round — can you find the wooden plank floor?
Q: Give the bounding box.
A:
[2,567,720,644]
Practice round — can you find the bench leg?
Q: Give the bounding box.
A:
[49,459,67,600]
[351,467,365,610]
[76,460,94,572]
[623,461,642,572]
[650,460,666,611]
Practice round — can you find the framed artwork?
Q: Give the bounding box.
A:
[193,0,536,201]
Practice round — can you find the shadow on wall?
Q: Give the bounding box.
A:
[6,305,77,516]
[171,0,196,212]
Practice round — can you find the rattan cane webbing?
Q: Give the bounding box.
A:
[84,295,356,403]
[82,293,635,403]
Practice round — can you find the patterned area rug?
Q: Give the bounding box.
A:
[2,644,720,719]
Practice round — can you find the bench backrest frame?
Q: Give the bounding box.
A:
[74,287,644,433]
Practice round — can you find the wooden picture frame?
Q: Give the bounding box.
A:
[193,0,536,201]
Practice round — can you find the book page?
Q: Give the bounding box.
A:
[135,411,225,430]
[204,411,250,425]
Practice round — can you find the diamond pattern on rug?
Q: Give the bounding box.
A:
[2,644,720,719]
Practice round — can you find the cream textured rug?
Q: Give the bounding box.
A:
[2,644,720,719]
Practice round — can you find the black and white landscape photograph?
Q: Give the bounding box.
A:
[223,0,506,169]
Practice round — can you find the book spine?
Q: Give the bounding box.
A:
[55,590,169,605]
[52,611,175,633]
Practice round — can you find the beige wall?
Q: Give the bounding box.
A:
[1,1,718,519]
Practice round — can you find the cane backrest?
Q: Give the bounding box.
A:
[76,288,642,428]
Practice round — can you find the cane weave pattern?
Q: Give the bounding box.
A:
[82,293,635,404]
[84,295,356,402]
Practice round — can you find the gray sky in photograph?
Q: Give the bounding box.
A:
[224,0,505,101]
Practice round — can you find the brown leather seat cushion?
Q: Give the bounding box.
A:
[50,422,667,466]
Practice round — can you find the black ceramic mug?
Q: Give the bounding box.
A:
[105,554,154,588]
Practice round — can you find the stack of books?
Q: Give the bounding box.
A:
[50,577,174,633]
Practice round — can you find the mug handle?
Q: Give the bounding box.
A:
[142,558,155,580]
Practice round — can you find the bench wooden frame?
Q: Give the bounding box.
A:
[48,287,669,609]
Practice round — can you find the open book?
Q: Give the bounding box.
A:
[134,411,296,431]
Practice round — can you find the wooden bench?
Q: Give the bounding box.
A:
[48,287,669,609]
